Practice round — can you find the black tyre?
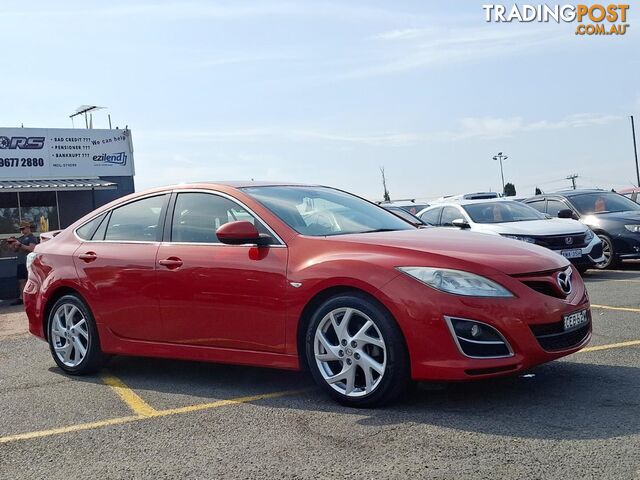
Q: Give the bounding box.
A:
[47,294,106,375]
[594,234,619,270]
[305,293,410,407]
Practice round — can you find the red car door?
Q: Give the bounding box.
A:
[73,193,169,341]
[156,191,288,352]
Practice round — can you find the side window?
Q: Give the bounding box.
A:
[92,212,110,240]
[104,195,167,242]
[546,199,569,217]
[440,206,463,227]
[76,213,106,240]
[171,193,271,244]
[526,199,546,213]
[420,208,441,225]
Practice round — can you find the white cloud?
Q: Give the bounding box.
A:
[4,2,421,23]
[343,27,566,79]
[452,113,620,140]
[137,113,620,148]
[374,28,430,41]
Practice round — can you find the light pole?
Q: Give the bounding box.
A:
[493,152,508,193]
[631,116,639,187]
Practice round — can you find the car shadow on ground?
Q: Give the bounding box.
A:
[48,355,639,442]
[581,260,640,282]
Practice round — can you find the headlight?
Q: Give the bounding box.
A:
[584,229,595,242]
[500,234,535,244]
[397,267,514,297]
[624,224,640,233]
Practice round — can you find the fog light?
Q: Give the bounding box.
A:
[471,324,481,338]
[445,317,513,359]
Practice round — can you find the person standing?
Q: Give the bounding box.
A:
[7,220,38,305]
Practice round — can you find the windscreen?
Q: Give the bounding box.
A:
[570,192,640,215]
[242,186,414,236]
[463,201,546,224]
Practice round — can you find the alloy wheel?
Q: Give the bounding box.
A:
[314,307,386,397]
[595,236,613,269]
[50,303,89,367]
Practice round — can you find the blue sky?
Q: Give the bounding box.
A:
[1,1,639,200]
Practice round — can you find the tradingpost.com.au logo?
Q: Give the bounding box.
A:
[483,4,630,35]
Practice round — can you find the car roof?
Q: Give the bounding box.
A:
[379,200,429,206]
[185,181,319,188]
[548,189,608,197]
[426,198,516,207]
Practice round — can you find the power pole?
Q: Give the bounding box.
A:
[567,174,579,190]
[631,116,640,187]
[380,166,390,202]
[492,152,508,193]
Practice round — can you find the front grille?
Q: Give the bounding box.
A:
[522,280,563,298]
[530,321,590,351]
[533,234,587,250]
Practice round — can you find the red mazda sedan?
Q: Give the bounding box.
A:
[24,183,591,407]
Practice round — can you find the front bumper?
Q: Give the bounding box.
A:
[556,235,604,267]
[379,269,590,381]
[614,232,640,259]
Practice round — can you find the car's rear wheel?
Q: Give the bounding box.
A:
[47,294,105,375]
[594,234,619,270]
[305,294,409,407]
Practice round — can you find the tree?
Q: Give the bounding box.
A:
[535,187,542,195]
[380,166,391,202]
[503,182,516,197]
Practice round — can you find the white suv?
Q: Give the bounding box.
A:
[417,199,604,274]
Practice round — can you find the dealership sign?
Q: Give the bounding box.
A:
[0,127,134,179]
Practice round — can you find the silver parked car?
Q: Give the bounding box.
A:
[417,199,604,274]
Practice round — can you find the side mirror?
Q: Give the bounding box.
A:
[558,209,577,220]
[452,218,471,229]
[216,221,271,246]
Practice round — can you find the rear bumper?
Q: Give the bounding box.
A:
[23,278,46,340]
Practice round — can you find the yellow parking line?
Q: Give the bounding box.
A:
[4,332,640,446]
[0,388,306,445]
[102,373,158,417]
[591,304,640,313]
[579,339,640,353]
[0,415,142,444]
[155,389,308,416]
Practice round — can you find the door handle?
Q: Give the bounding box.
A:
[159,257,183,269]
[78,252,97,263]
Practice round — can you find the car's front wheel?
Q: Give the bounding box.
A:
[305,293,409,407]
[47,294,106,375]
[594,234,619,270]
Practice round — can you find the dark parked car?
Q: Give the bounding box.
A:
[523,189,640,269]
[378,200,430,216]
[381,206,429,227]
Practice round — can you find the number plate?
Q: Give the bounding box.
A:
[561,249,582,259]
[563,309,588,331]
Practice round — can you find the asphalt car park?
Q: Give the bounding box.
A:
[1,266,639,479]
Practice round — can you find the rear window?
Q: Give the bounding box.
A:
[75,213,107,240]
